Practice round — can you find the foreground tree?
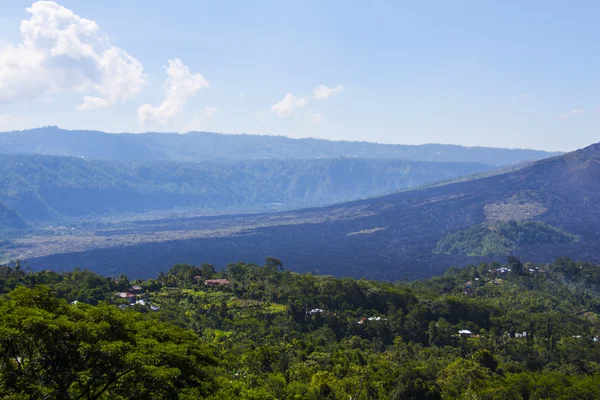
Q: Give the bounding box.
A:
[0,286,216,399]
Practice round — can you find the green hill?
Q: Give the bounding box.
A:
[0,202,27,233]
[434,220,579,256]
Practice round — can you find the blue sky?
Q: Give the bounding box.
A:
[0,1,599,151]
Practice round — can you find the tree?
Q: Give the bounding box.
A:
[437,358,489,399]
[508,256,524,275]
[0,286,217,399]
[115,273,130,291]
[265,258,284,273]
[472,349,498,372]
[167,263,202,286]
[200,263,216,279]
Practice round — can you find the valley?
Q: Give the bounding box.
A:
[9,143,600,280]
[0,128,595,282]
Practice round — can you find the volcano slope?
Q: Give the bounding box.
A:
[23,143,600,280]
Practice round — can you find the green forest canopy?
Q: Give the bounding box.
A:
[1,256,600,398]
[434,220,579,257]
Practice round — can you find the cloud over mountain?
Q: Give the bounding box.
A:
[137,58,209,127]
[270,93,307,117]
[182,106,218,133]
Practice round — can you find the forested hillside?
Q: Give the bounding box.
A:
[0,127,560,165]
[0,203,26,231]
[0,154,494,221]
[434,220,579,256]
[1,257,600,398]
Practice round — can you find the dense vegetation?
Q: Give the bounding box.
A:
[434,220,579,256]
[0,154,494,222]
[1,256,600,398]
[0,127,560,165]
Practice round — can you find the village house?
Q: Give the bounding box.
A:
[458,329,472,337]
[131,285,143,293]
[204,279,232,287]
[489,267,511,276]
[358,316,388,324]
[117,292,136,303]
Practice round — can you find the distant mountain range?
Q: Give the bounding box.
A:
[15,142,600,281]
[0,127,560,165]
[0,154,496,222]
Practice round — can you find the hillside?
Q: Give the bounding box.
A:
[12,142,599,280]
[0,154,495,221]
[0,127,560,165]
[0,203,27,262]
[434,220,579,256]
[0,203,27,232]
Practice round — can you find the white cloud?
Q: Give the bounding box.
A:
[182,106,217,133]
[240,93,245,101]
[307,111,322,123]
[270,93,307,117]
[137,58,209,127]
[560,109,584,120]
[313,84,343,100]
[0,1,145,109]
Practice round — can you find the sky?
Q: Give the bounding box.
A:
[0,1,599,151]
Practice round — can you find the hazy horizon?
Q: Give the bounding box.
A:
[0,125,575,153]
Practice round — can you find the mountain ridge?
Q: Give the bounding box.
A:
[0,127,561,165]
